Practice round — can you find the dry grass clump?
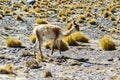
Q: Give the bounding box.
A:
[0,14,3,19]
[62,35,77,46]
[34,7,41,13]
[3,9,10,15]
[36,18,48,24]
[109,15,116,21]
[6,36,22,47]
[0,64,14,74]
[61,16,66,21]
[44,70,52,78]
[58,9,66,17]
[44,40,69,51]
[10,11,16,15]
[29,34,36,43]
[21,7,28,12]
[110,28,119,34]
[87,18,97,25]
[25,59,40,69]
[3,26,14,30]
[78,15,86,23]
[72,32,89,43]
[102,11,112,18]
[85,12,93,17]
[107,4,116,13]
[11,3,21,8]
[100,35,116,50]
[15,15,24,21]
[66,23,72,30]
[75,3,83,9]
[65,9,75,15]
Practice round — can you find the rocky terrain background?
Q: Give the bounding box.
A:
[0,0,120,80]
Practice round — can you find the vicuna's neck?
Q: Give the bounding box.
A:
[64,26,75,36]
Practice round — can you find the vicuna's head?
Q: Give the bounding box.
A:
[72,21,80,32]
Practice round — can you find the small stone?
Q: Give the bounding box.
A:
[108,58,113,61]
[27,0,35,5]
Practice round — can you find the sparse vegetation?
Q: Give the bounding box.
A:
[34,7,41,13]
[44,40,69,51]
[100,35,116,50]
[102,11,112,18]
[6,36,22,47]
[36,18,48,24]
[0,64,14,74]
[78,15,86,23]
[29,34,36,43]
[87,18,97,25]
[72,32,89,43]
[0,14,3,19]
[66,23,72,30]
[21,7,28,12]
[63,35,77,46]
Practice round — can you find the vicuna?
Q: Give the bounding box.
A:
[33,21,80,56]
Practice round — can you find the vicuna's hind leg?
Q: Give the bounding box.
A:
[57,40,61,54]
[51,39,55,55]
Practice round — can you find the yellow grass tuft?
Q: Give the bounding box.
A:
[87,18,97,25]
[72,32,89,43]
[6,36,22,47]
[85,12,93,17]
[100,35,116,50]
[44,40,69,51]
[75,4,83,9]
[102,11,112,18]
[36,18,48,24]
[34,7,41,13]
[62,35,77,46]
[66,23,72,30]
[21,7,28,12]
[58,9,66,17]
[29,34,36,43]
[78,15,86,23]
[0,14,3,19]
[0,64,14,74]
[109,15,116,21]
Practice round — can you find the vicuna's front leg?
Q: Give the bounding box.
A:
[33,39,38,56]
[38,36,43,56]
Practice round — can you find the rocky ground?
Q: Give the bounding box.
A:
[0,0,120,80]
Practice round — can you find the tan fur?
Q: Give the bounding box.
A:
[33,21,79,56]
